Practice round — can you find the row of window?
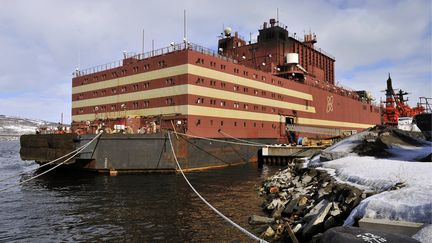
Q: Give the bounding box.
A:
[79,59,168,85]
[195,119,278,129]
[77,81,152,100]
[195,97,278,113]
[195,76,285,101]
[195,58,280,83]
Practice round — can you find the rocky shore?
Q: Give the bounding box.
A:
[249,126,431,242]
[249,160,377,242]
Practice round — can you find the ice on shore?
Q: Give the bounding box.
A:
[308,126,432,240]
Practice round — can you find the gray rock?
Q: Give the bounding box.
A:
[271,206,284,219]
[283,197,299,215]
[324,216,336,230]
[292,223,302,234]
[249,215,275,225]
[302,200,332,238]
[267,198,287,210]
[302,175,312,185]
[330,202,341,217]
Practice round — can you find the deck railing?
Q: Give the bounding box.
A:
[73,42,238,77]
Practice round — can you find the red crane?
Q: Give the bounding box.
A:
[382,74,425,126]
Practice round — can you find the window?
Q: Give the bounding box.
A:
[220,101,226,106]
[166,98,173,105]
[143,101,150,107]
[158,60,166,67]
[233,103,239,108]
[234,86,239,91]
[221,82,226,88]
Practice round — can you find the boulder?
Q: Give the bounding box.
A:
[320,226,421,243]
[283,197,300,215]
[249,215,274,225]
[302,200,332,239]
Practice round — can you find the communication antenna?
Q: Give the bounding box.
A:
[152,39,154,55]
[277,8,279,23]
[142,29,145,54]
[183,9,187,42]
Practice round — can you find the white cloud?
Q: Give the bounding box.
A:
[0,0,430,123]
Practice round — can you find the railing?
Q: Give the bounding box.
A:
[288,33,335,60]
[73,42,238,77]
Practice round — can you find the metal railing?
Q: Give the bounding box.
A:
[73,42,238,77]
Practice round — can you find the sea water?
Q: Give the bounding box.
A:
[0,139,280,242]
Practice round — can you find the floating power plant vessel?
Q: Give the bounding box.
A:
[20,18,385,173]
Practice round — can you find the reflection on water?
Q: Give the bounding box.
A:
[0,140,284,242]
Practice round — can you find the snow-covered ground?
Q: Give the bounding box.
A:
[0,115,57,135]
[309,128,432,242]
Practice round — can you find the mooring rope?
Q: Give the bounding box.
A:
[0,136,101,184]
[0,132,103,193]
[218,129,268,146]
[167,132,268,243]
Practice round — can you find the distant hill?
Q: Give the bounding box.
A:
[0,115,58,136]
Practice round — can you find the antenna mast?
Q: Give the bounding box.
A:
[142,29,145,54]
[277,8,279,23]
[183,9,187,42]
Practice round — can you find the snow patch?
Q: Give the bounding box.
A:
[319,156,432,225]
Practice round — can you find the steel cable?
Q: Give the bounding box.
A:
[0,132,102,192]
[167,132,268,243]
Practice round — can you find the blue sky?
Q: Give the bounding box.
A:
[0,0,430,123]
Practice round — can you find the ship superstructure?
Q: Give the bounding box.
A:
[71,19,380,142]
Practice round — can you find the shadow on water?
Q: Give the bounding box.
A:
[0,140,286,242]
